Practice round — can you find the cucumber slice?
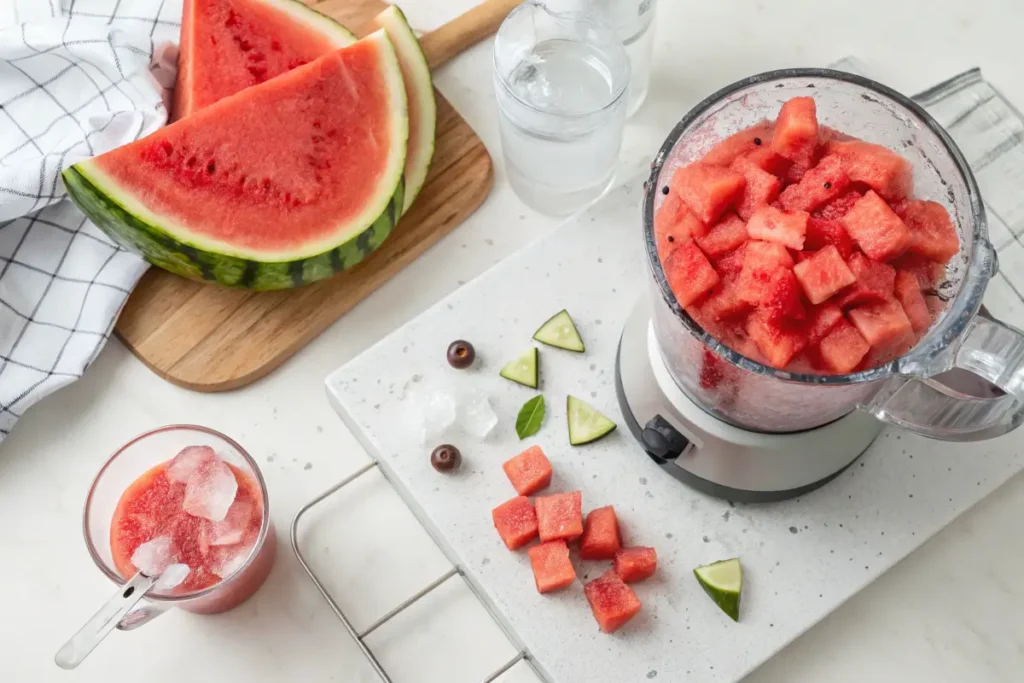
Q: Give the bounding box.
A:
[566,395,616,445]
[533,310,585,352]
[499,348,538,388]
[694,558,743,622]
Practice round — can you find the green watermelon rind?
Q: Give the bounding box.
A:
[62,30,409,291]
[373,4,436,214]
[260,0,358,47]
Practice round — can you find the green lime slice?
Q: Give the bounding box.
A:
[533,310,585,352]
[566,395,616,445]
[694,558,743,622]
[499,347,538,388]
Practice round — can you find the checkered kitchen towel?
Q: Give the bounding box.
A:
[0,0,181,440]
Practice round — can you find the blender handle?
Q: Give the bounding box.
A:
[861,316,1024,441]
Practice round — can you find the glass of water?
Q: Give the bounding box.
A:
[494,1,630,216]
[590,0,657,115]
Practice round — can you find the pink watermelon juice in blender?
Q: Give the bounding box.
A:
[616,69,1024,501]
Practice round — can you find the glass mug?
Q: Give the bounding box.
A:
[644,69,1024,440]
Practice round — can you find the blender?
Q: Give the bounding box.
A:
[616,69,1024,502]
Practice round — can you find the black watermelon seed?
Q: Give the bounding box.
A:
[824,181,832,189]
[662,186,670,195]
[753,137,762,146]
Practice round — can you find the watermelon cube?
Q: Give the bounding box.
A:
[745,205,809,250]
[670,162,747,225]
[663,238,720,307]
[699,278,752,322]
[805,301,844,345]
[805,216,855,259]
[818,320,871,373]
[535,491,583,543]
[703,120,774,166]
[579,506,622,561]
[502,445,553,496]
[841,191,912,261]
[614,547,658,583]
[745,147,793,179]
[584,570,642,634]
[814,190,863,220]
[696,213,749,259]
[893,252,945,290]
[492,496,538,550]
[848,299,913,348]
[901,199,959,264]
[894,270,931,332]
[771,97,819,166]
[837,253,896,308]
[730,155,783,220]
[747,310,808,369]
[714,243,748,279]
[826,140,913,200]
[778,155,851,213]
[762,268,807,322]
[654,193,706,258]
[793,245,857,304]
[527,541,576,594]
[737,240,795,306]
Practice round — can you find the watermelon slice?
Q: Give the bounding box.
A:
[535,491,583,543]
[699,278,752,322]
[527,541,576,593]
[696,213,748,259]
[778,155,850,212]
[894,270,932,332]
[64,32,409,290]
[703,121,773,166]
[580,506,622,560]
[614,547,657,583]
[817,320,870,373]
[745,205,808,250]
[172,0,356,119]
[793,245,856,305]
[805,301,844,345]
[502,445,553,496]
[841,190,913,261]
[900,199,959,264]
[670,163,747,225]
[746,310,807,369]
[746,147,793,179]
[837,253,896,308]
[804,216,855,259]
[825,140,913,200]
[584,570,642,634]
[663,239,720,307]
[848,299,913,348]
[491,496,539,550]
[655,193,706,258]
[814,190,863,220]
[771,97,818,166]
[730,155,782,220]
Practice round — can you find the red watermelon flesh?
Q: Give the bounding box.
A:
[697,213,748,259]
[173,0,355,120]
[745,147,793,179]
[736,241,794,308]
[805,301,844,345]
[818,319,870,373]
[814,190,863,220]
[580,506,622,561]
[654,193,705,258]
[900,199,959,263]
[894,270,932,332]
[893,253,945,291]
[842,191,913,261]
[664,239,720,307]
[731,155,783,220]
[527,541,576,593]
[535,491,583,543]
[492,496,539,550]
[747,310,808,369]
[825,140,913,200]
[805,217,855,259]
[502,445,553,496]
[584,571,642,634]
[700,278,752,322]
[761,268,807,322]
[925,295,946,319]
[670,163,747,225]
[703,121,774,166]
[614,547,658,583]
[837,253,896,308]
[848,299,914,348]
[714,243,748,279]
[771,97,819,166]
[778,154,851,213]
[793,245,856,304]
[745,205,808,250]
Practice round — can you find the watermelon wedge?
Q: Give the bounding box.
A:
[173,0,357,120]
[64,31,408,290]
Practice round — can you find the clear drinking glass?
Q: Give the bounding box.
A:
[644,69,1024,439]
[494,1,631,216]
[83,425,277,627]
[590,0,657,115]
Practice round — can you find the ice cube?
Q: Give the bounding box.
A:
[406,389,456,445]
[206,500,254,547]
[183,460,238,522]
[458,391,498,439]
[209,541,255,579]
[131,536,177,576]
[166,445,216,484]
[154,563,190,591]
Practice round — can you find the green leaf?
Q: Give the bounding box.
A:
[515,395,546,440]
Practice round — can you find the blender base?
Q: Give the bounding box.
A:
[615,299,884,503]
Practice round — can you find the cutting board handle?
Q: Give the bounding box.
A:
[419,0,522,69]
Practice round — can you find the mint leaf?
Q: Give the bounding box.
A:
[515,395,545,440]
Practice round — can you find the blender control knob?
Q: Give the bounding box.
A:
[641,415,688,460]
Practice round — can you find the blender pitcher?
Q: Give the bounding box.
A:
[644,69,1024,441]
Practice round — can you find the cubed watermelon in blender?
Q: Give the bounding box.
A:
[793,245,857,304]
[745,146,793,179]
[614,547,658,583]
[805,216,855,259]
[925,294,945,318]
[696,213,749,258]
[579,506,622,561]
[670,162,747,224]
[848,299,914,348]
[836,253,896,308]
[502,445,553,496]
[805,301,844,345]
[818,319,871,373]
[893,252,945,290]
[699,278,752,321]
[527,541,576,593]
[747,310,808,368]
[814,190,864,220]
[745,205,808,250]
[771,96,819,166]
[762,268,807,322]
[535,491,583,543]
[825,140,913,200]
[900,199,959,263]
[778,155,851,212]
[730,155,783,220]
[894,270,932,332]
[841,190,913,261]
[714,243,748,279]
[584,570,642,634]
[703,120,774,166]
[664,238,720,307]
[654,193,706,258]
[491,496,539,550]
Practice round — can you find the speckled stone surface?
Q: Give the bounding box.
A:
[326,178,1023,683]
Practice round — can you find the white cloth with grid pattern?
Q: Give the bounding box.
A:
[0,0,182,440]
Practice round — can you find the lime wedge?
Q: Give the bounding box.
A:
[533,310,585,352]
[566,395,616,445]
[694,558,742,622]
[499,347,538,388]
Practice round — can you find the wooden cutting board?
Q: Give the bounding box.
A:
[114,0,518,392]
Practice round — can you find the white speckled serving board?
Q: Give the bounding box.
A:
[326,177,1023,683]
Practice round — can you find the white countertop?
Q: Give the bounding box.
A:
[1,1,1022,681]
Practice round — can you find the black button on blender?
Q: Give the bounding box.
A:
[641,415,689,460]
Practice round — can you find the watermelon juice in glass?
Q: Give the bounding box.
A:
[83,425,276,626]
